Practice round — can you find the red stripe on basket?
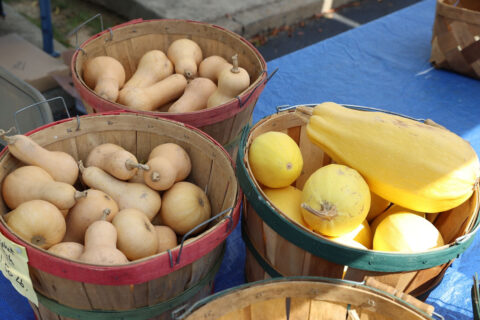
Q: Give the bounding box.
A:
[0,113,241,285]
[0,192,241,285]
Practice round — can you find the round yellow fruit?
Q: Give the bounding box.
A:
[366,192,390,222]
[248,131,303,188]
[263,186,310,229]
[328,219,372,249]
[301,164,370,237]
[370,204,425,234]
[373,213,444,253]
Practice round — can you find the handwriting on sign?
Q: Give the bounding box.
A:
[0,233,38,306]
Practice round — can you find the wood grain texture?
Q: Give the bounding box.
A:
[240,108,478,298]
[72,19,267,157]
[183,280,432,319]
[0,113,238,317]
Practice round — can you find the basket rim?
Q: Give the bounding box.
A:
[177,276,435,320]
[70,18,268,127]
[0,112,242,285]
[236,106,480,272]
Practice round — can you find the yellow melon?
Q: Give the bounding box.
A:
[263,186,310,229]
[366,192,390,222]
[301,164,370,237]
[373,213,444,252]
[371,204,426,234]
[327,219,372,249]
[248,131,303,188]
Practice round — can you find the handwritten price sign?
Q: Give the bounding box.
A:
[0,232,38,306]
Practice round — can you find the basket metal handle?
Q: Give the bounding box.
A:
[66,13,112,53]
[276,103,427,123]
[166,206,234,267]
[236,68,278,108]
[14,97,70,134]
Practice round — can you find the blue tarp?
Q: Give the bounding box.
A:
[1,0,479,318]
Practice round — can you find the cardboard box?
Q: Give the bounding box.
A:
[0,33,69,92]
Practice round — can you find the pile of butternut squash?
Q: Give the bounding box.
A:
[248,102,480,253]
[83,38,251,113]
[0,130,212,265]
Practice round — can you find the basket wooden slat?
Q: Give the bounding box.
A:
[237,107,480,299]
[430,0,480,79]
[179,278,436,320]
[72,19,268,159]
[0,113,240,320]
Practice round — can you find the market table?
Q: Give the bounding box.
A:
[1,0,479,319]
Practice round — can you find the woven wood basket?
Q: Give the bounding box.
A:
[236,105,480,299]
[71,19,268,159]
[430,0,480,79]
[175,277,437,320]
[0,113,241,320]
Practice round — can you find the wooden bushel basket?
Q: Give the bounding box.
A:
[0,113,241,320]
[174,277,438,319]
[71,19,268,159]
[430,0,480,79]
[236,105,480,299]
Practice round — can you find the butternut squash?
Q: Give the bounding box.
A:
[2,166,86,210]
[160,181,211,235]
[83,56,126,102]
[118,74,187,111]
[306,102,480,213]
[123,50,173,89]
[143,143,192,191]
[128,169,145,184]
[154,225,178,253]
[85,143,148,181]
[78,219,128,265]
[4,200,66,249]
[79,161,161,221]
[0,130,79,185]
[167,38,203,78]
[48,242,84,260]
[64,189,119,244]
[168,78,217,113]
[112,208,158,260]
[207,54,250,109]
[199,55,233,83]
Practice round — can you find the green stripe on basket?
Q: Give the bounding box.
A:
[235,116,480,272]
[36,247,224,320]
[222,122,252,152]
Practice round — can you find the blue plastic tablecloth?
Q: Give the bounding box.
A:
[1,0,479,318]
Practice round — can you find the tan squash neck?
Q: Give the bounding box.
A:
[125,159,150,171]
[230,54,240,74]
[0,127,17,144]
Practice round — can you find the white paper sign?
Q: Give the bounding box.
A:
[0,232,38,306]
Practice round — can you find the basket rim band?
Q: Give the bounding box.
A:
[235,109,480,272]
[0,113,242,285]
[34,246,224,320]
